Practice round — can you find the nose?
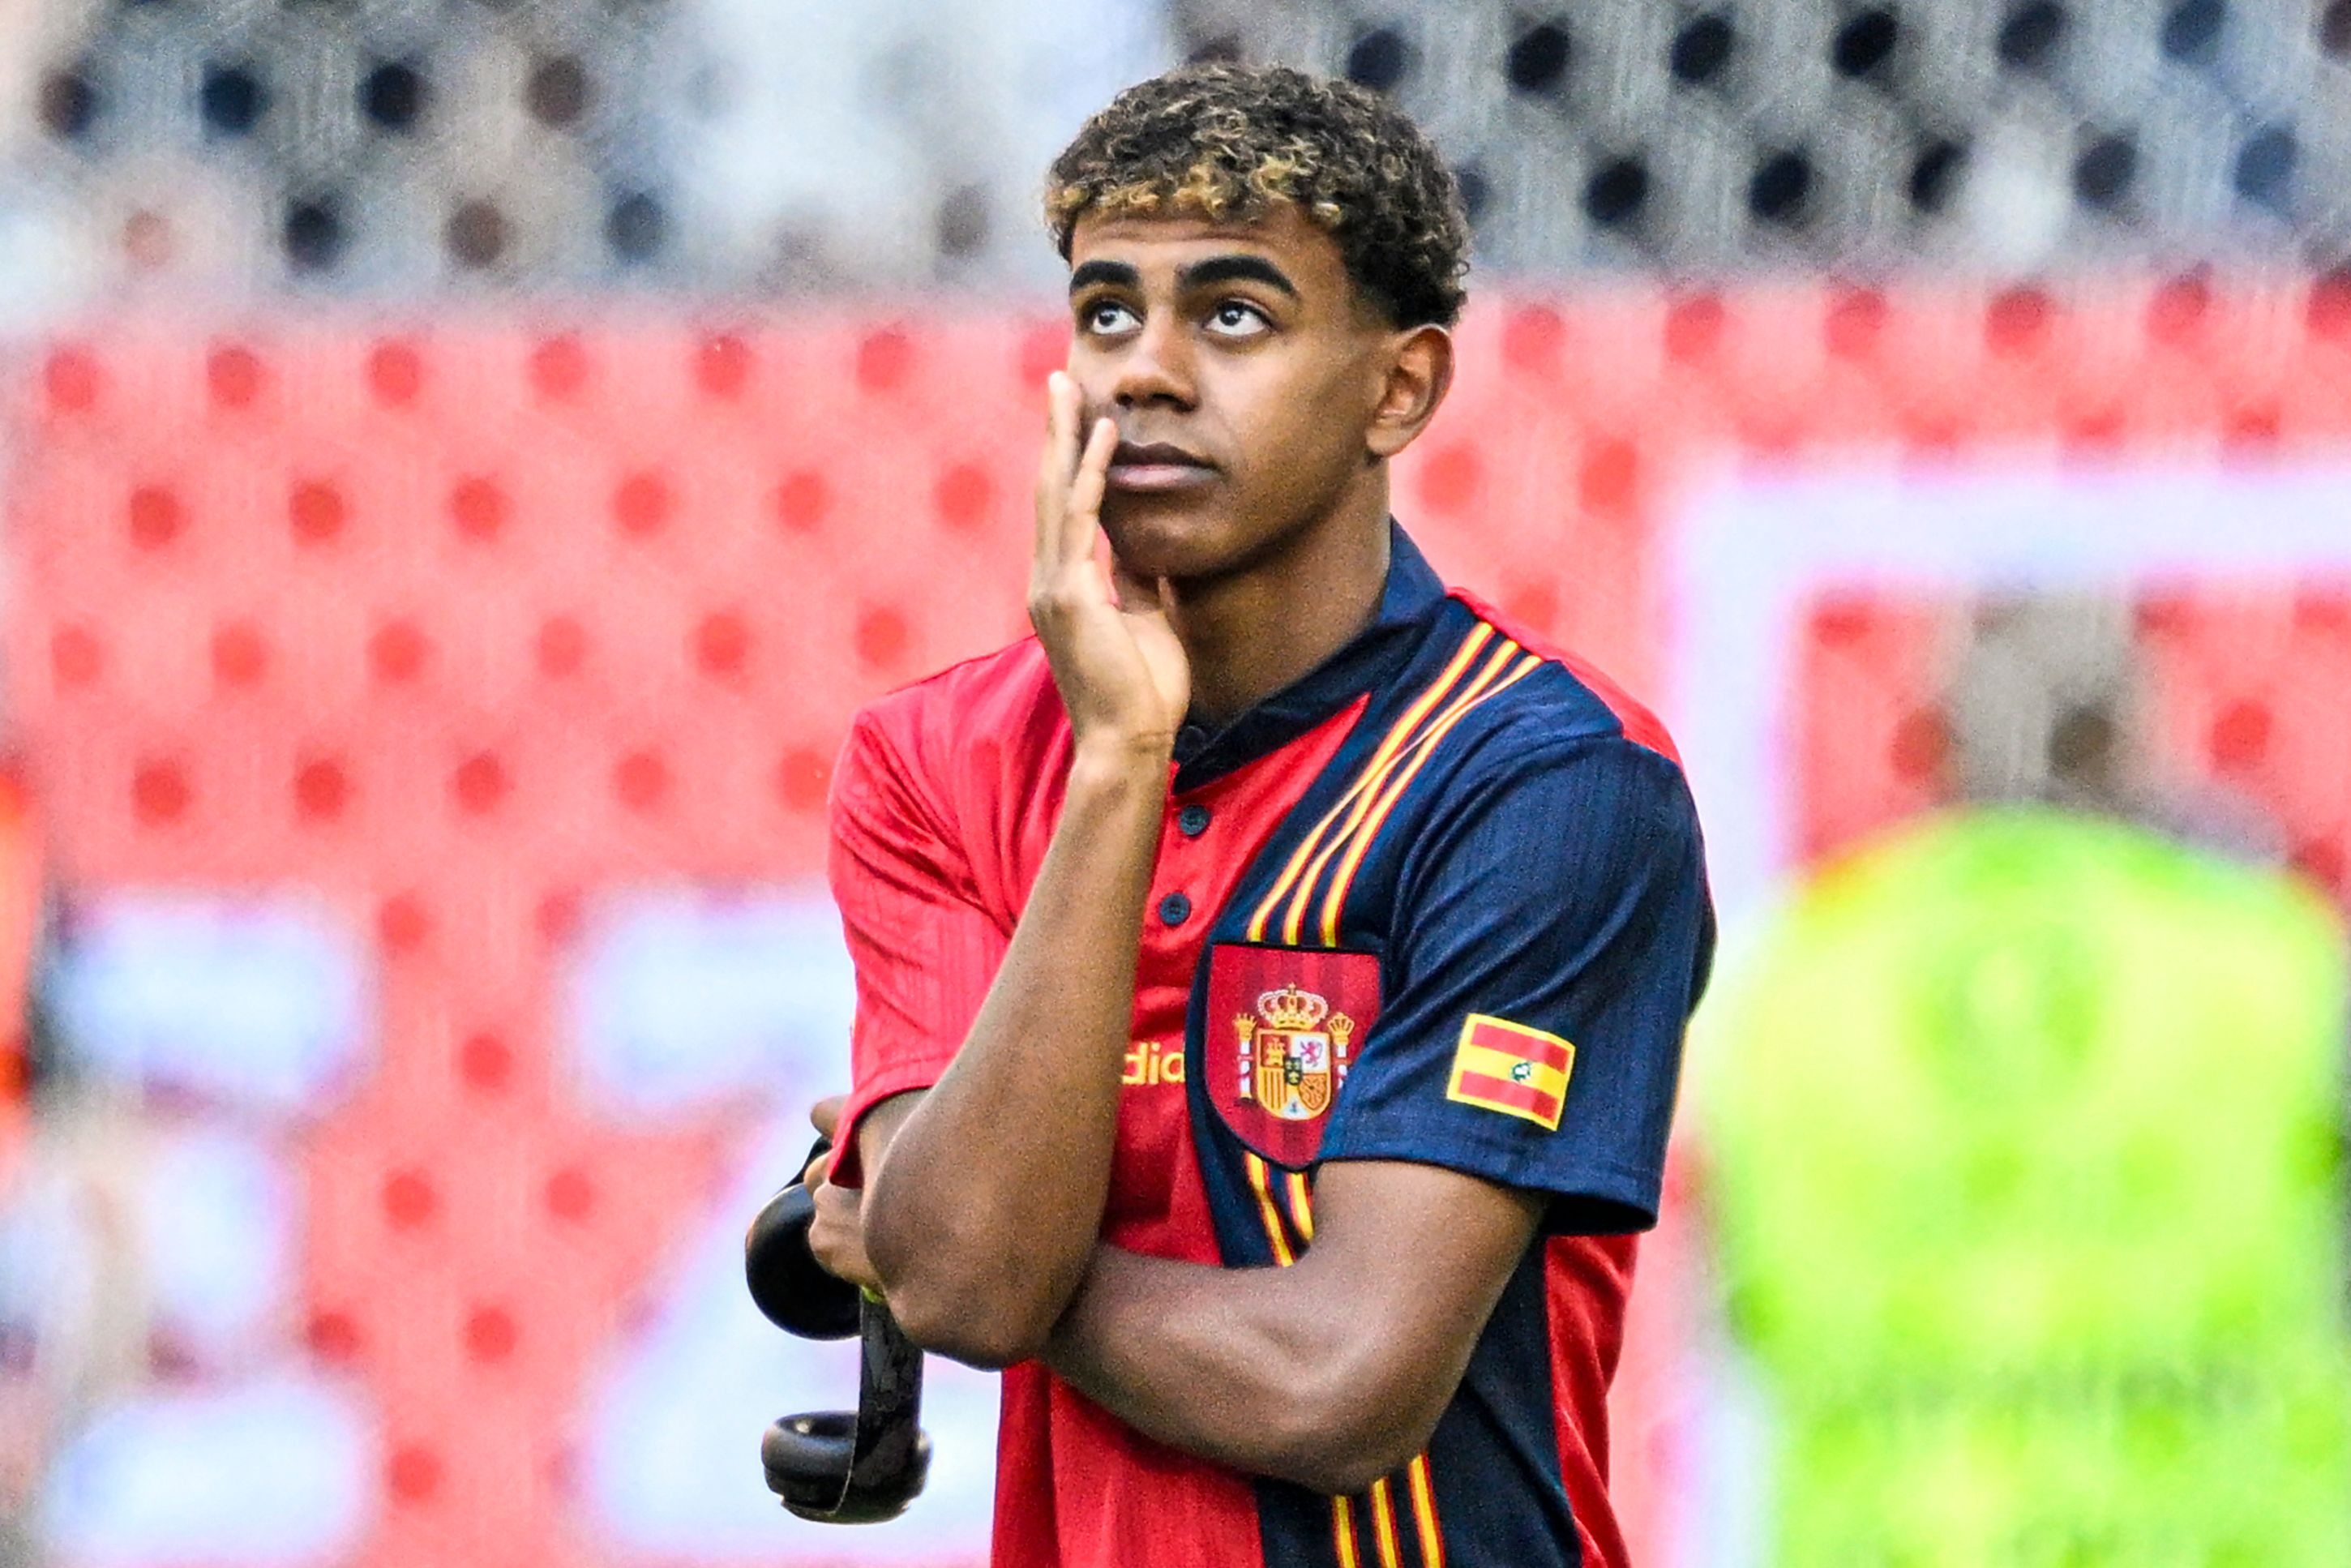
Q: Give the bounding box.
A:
[1109,313,1196,413]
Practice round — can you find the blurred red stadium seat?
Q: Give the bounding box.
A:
[11,284,2351,1565]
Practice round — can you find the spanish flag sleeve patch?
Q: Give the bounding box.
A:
[1445,1013,1574,1130]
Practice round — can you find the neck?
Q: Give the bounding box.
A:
[1162,471,1394,728]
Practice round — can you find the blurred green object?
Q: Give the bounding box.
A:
[1699,807,2351,1566]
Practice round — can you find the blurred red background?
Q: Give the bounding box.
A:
[11,276,2351,1564]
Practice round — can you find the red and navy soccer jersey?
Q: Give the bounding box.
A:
[828,525,1712,1568]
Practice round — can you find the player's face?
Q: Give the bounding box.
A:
[1064,203,1402,583]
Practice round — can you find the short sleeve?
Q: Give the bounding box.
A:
[825,711,1009,1185]
[1317,736,1713,1233]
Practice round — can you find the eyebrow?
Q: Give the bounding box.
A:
[1068,259,1140,293]
[1065,254,1302,299]
[1178,255,1300,298]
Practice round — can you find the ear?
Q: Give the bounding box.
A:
[1364,324,1454,462]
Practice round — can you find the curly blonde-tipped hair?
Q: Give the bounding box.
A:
[1045,64,1469,329]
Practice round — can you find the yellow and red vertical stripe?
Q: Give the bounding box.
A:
[1244,625,1495,944]
[1243,1155,1446,1568]
[1244,623,1543,951]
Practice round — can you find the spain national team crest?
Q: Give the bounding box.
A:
[1205,945,1382,1168]
[1242,985,1347,1120]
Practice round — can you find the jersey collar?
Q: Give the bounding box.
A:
[1170,521,1448,794]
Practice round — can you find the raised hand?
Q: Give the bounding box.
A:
[1030,372,1192,763]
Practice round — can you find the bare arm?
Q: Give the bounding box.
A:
[1043,1159,1544,1494]
[855,373,1189,1369]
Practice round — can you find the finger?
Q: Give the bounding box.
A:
[811,1185,863,1255]
[1063,415,1118,563]
[807,1189,869,1284]
[1036,374,1085,559]
[809,1094,845,1137]
[1030,375,1067,566]
[1058,375,1088,479]
[803,1149,830,1189]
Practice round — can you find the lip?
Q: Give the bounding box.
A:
[1107,439,1218,492]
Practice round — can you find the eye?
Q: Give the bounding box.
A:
[1081,299,1141,336]
[1205,300,1270,338]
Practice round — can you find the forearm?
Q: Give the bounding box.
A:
[864,744,1166,1365]
[1044,1248,1422,1493]
[1044,1165,1544,1491]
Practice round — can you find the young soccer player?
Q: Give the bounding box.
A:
[804,63,1712,1568]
